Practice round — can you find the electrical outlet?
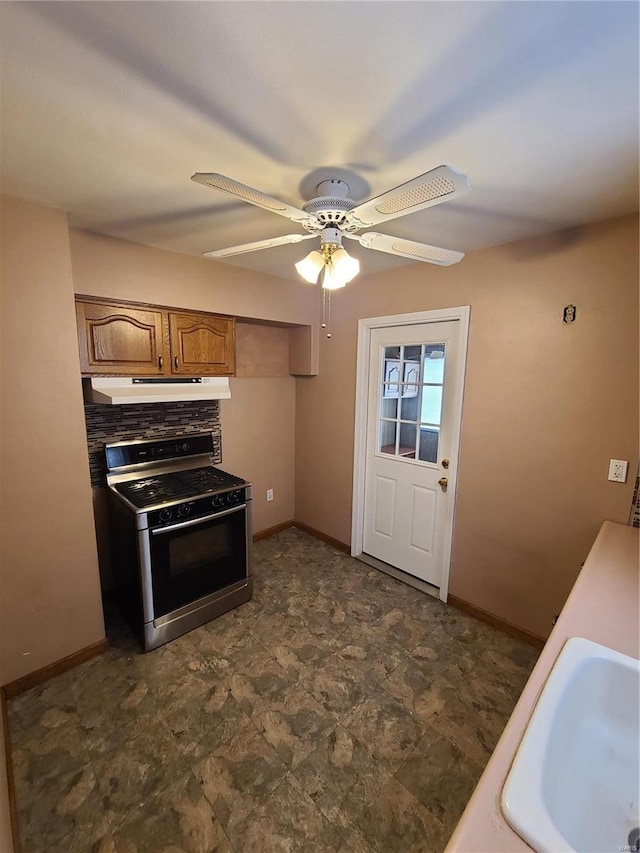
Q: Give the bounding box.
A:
[266,489,274,502]
[608,459,628,483]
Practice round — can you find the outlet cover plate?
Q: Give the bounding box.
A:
[608,459,628,483]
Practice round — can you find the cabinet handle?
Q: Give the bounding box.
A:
[158,354,163,370]
[174,355,179,369]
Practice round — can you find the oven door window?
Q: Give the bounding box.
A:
[149,507,247,618]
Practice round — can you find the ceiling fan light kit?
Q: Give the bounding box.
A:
[295,226,360,289]
[295,250,325,284]
[193,167,470,336]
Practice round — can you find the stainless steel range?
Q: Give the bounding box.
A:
[104,432,252,651]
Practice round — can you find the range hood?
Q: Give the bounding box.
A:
[87,377,231,405]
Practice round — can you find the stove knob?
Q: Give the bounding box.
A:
[182,442,190,452]
[159,508,174,522]
[211,494,225,508]
[227,490,241,504]
[178,504,191,517]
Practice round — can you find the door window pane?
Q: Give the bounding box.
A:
[384,346,401,360]
[383,360,401,395]
[402,361,420,398]
[404,345,421,362]
[418,427,439,463]
[423,348,445,383]
[399,422,417,458]
[379,420,397,454]
[380,392,398,419]
[400,393,420,422]
[421,386,443,426]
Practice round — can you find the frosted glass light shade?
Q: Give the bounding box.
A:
[331,248,360,283]
[295,250,324,283]
[296,244,359,289]
[322,263,348,290]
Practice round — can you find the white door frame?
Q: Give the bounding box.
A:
[351,306,471,602]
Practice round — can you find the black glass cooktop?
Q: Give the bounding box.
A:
[115,466,246,509]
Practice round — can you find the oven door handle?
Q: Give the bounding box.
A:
[151,504,246,534]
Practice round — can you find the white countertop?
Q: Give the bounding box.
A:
[445,520,640,852]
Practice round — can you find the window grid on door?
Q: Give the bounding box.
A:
[378,343,446,463]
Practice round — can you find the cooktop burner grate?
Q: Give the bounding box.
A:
[115,466,245,508]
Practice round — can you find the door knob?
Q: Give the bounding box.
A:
[441,458,450,469]
[438,476,448,488]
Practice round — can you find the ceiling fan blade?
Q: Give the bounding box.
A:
[192,173,319,229]
[203,232,316,259]
[345,165,470,230]
[353,232,464,266]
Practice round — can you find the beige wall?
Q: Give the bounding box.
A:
[69,228,317,326]
[220,378,296,533]
[0,195,105,685]
[232,325,296,532]
[295,215,639,639]
[236,322,291,378]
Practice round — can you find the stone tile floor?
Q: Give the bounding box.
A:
[8,528,539,852]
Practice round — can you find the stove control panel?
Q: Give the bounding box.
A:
[147,487,248,528]
[106,432,214,471]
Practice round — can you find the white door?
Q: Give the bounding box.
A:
[362,320,465,590]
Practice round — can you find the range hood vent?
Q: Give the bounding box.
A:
[87,377,231,405]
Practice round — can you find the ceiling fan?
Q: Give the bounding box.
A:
[191,165,471,289]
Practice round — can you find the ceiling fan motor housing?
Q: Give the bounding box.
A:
[316,179,349,198]
[302,179,360,232]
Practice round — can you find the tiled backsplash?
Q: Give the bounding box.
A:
[631,465,640,528]
[84,401,222,486]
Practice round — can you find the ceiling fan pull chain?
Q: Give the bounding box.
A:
[320,286,332,338]
[321,285,327,330]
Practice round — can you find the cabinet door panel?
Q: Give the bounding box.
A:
[76,302,165,375]
[169,313,235,375]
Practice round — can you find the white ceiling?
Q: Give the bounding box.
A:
[1,1,638,281]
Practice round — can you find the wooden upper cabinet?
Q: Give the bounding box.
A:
[169,313,235,376]
[75,298,236,377]
[76,301,165,375]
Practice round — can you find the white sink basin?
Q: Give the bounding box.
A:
[502,637,640,853]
